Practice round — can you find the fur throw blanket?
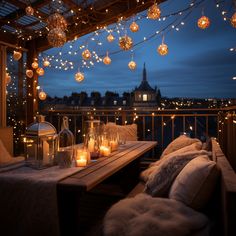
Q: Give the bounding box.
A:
[103,193,209,236]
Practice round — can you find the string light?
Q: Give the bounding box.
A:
[197,16,210,29]
[130,21,139,32]
[230,12,236,28]
[147,3,161,20]
[103,52,111,65]
[13,51,22,61]
[26,69,34,78]
[107,33,115,42]
[75,71,85,82]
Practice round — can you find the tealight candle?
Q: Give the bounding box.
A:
[76,158,87,167]
[76,149,90,167]
[100,145,111,157]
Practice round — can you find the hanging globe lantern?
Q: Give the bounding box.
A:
[75,72,84,82]
[47,28,67,47]
[128,60,137,70]
[230,12,236,28]
[36,67,45,76]
[39,91,47,100]
[31,60,39,69]
[107,33,115,42]
[119,35,133,51]
[197,16,210,29]
[47,13,67,31]
[147,3,161,20]
[25,6,34,16]
[82,49,92,60]
[26,69,34,78]
[103,53,111,65]
[6,73,11,84]
[13,50,22,61]
[130,21,139,32]
[157,43,168,56]
[43,59,50,67]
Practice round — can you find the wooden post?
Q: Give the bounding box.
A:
[0,45,7,127]
[26,41,38,125]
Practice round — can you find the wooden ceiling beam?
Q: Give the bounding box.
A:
[0,0,49,27]
[35,0,164,52]
[63,0,79,9]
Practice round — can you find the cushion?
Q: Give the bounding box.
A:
[105,122,138,141]
[169,155,220,210]
[140,142,203,183]
[0,139,12,164]
[103,193,209,236]
[0,139,25,167]
[145,150,210,197]
[161,135,201,158]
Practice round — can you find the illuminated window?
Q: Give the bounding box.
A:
[114,100,117,105]
[143,94,148,101]
[123,100,126,105]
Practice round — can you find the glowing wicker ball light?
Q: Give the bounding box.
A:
[25,6,34,16]
[31,60,39,69]
[197,16,210,29]
[107,33,115,42]
[75,72,84,82]
[43,59,50,67]
[39,91,47,100]
[47,13,67,31]
[119,35,133,51]
[82,49,92,60]
[26,69,34,78]
[128,61,137,70]
[47,28,66,48]
[231,12,236,28]
[6,73,11,84]
[130,21,139,32]
[103,53,111,65]
[36,67,45,76]
[13,51,22,61]
[157,42,168,56]
[147,3,161,20]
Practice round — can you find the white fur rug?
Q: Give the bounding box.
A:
[103,193,209,236]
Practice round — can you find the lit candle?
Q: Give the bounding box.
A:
[110,140,118,152]
[76,149,89,167]
[76,158,87,167]
[100,145,111,157]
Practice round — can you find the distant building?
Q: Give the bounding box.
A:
[133,63,159,107]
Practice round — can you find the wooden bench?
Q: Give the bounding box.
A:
[126,139,236,236]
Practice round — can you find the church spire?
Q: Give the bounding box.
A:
[143,62,147,81]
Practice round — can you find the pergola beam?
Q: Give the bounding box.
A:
[35,0,163,52]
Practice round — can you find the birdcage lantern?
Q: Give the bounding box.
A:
[25,115,57,169]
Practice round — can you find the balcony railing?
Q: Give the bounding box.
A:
[41,106,236,170]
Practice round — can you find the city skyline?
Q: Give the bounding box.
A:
[40,0,236,99]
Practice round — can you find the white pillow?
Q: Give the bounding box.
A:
[169,155,220,210]
[140,142,203,183]
[161,135,201,158]
[0,139,12,164]
[105,123,138,141]
[145,150,211,197]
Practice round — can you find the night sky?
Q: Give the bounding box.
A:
[40,0,236,98]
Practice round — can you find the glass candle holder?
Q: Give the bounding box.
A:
[75,148,90,167]
[100,145,111,157]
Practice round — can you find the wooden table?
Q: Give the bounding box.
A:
[57,141,157,235]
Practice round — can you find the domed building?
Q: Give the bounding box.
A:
[133,63,160,107]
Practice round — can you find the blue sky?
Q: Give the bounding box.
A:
[40,0,236,98]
